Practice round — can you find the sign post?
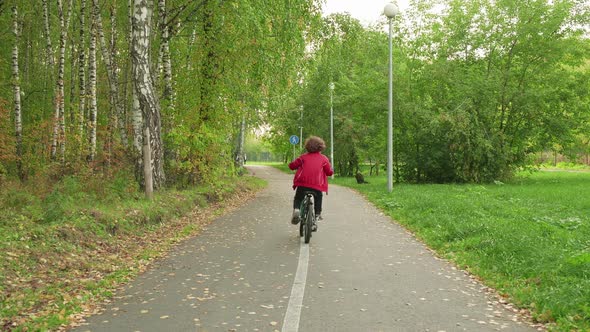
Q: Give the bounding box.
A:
[289,135,300,160]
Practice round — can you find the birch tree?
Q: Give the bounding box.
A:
[42,0,54,68]
[12,5,23,180]
[158,0,173,106]
[110,4,127,145]
[87,4,98,162]
[132,0,165,191]
[42,0,55,132]
[50,0,72,163]
[78,0,87,141]
[129,0,144,183]
[93,0,127,146]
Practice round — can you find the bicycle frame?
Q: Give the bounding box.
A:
[299,193,315,220]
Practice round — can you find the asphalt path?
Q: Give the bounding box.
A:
[72,165,539,332]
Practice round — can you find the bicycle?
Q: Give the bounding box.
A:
[298,192,315,244]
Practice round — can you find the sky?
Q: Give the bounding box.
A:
[321,0,411,26]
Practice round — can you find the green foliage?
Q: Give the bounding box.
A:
[0,0,323,190]
[244,135,280,162]
[163,0,322,186]
[0,99,14,171]
[267,0,590,183]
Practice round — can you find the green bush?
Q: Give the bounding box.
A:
[0,188,44,223]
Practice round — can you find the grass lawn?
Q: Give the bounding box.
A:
[330,170,590,331]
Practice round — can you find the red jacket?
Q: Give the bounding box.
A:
[289,152,334,193]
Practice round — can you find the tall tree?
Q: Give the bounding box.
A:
[132,0,165,191]
[12,4,23,180]
[42,0,54,68]
[50,0,72,164]
[129,0,143,183]
[78,0,87,143]
[93,0,126,147]
[87,2,98,162]
[158,0,173,107]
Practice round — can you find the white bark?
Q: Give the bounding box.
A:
[158,0,173,106]
[93,0,127,146]
[42,0,55,138]
[132,89,142,153]
[133,0,165,189]
[78,0,87,141]
[87,8,98,162]
[130,0,142,155]
[42,0,54,67]
[68,38,76,132]
[51,0,72,164]
[186,28,196,70]
[110,5,128,144]
[130,0,144,184]
[51,0,63,161]
[12,5,23,180]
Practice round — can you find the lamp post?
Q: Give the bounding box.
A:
[329,82,335,179]
[384,2,399,193]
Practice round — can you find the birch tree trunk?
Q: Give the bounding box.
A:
[186,28,196,71]
[78,0,87,143]
[42,0,54,68]
[87,8,98,162]
[111,4,128,145]
[132,0,165,190]
[132,89,143,174]
[62,0,73,162]
[158,0,173,105]
[12,5,24,181]
[130,0,144,184]
[51,0,64,161]
[51,0,73,164]
[24,22,31,84]
[42,0,55,131]
[93,0,127,147]
[68,39,76,132]
[49,0,71,162]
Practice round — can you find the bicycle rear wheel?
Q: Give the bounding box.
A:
[304,205,313,243]
[299,217,303,237]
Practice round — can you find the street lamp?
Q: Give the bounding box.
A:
[384,2,399,193]
[329,82,335,179]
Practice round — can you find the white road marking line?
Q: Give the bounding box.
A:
[282,238,309,332]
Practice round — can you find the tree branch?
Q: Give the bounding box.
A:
[165,0,225,38]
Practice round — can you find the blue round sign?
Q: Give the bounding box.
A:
[289,135,300,145]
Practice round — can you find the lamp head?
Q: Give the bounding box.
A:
[384,3,400,18]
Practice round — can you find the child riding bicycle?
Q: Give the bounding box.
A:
[289,136,334,230]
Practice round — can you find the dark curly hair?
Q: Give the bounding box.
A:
[304,136,326,153]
